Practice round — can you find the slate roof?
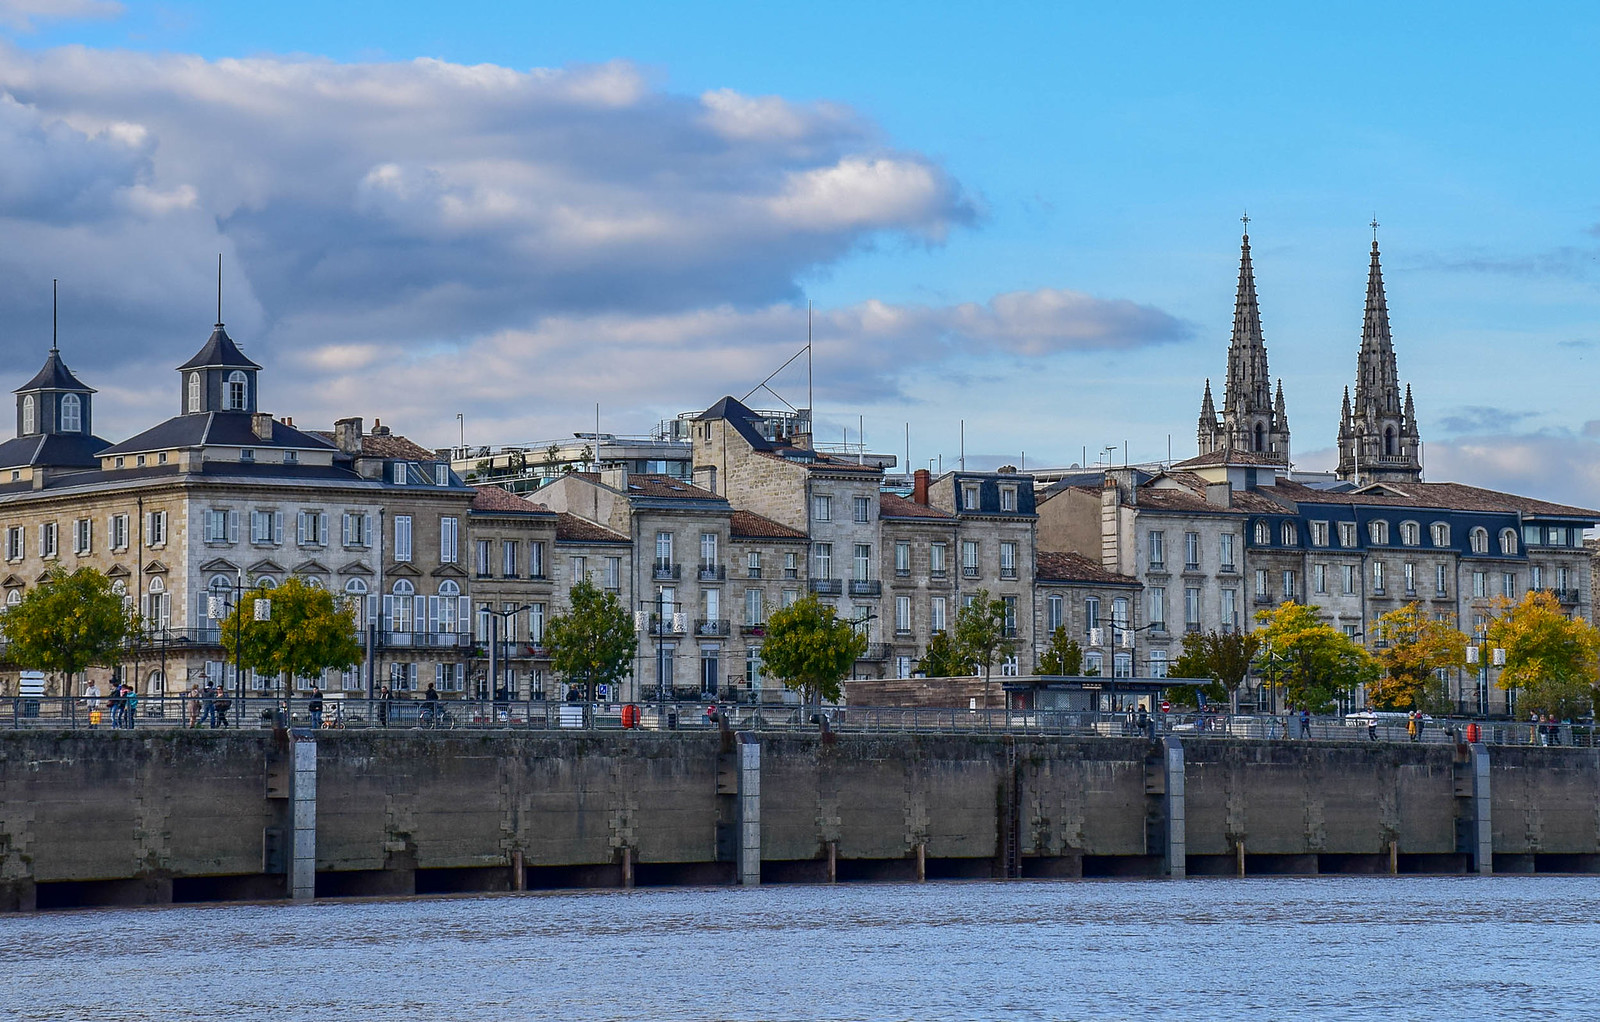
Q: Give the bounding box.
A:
[308,429,437,461]
[102,413,336,457]
[175,325,261,371]
[1036,550,1140,587]
[470,485,554,515]
[0,432,111,471]
[16,350,93,393]
[555,512,628,544]
[1267,479,1600,519]
[879,492,956,521]
[729,509,808,539]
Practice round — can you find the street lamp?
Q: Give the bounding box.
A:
[1465,632,1505,717]
[208,572,269,708]
[638,588,681,716]
[485,604,533,705]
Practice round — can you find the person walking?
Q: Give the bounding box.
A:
[308,684,324,730]
[213,689,231,728]
[200,681,217,728]
[377,685,392,728]
[1407,711,1420,743]
[123,683,139,729]
[422,681,440,727]
[187,684,203,728]
[1299,708,1311,740]
[84,679,103,728]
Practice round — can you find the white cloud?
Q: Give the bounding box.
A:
[1424,431,1600,512]
[0,0,120,32]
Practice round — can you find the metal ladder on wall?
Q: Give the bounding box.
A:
[999,738,1022,879]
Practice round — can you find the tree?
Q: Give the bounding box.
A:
[1369,602,1467,711]
[954,589,1016,709]
[1254,601,1376,713]
[759,593,866,707]
[1166,630,1228,707]
[0,567,133,696]
[917,630,973,677]
[1204,629,1261,711]
[545,579,637,701]
[1485,590,1600,718]
[1037,626,1083,676]
[222,576,362,695]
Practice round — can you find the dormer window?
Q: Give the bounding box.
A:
[226,371,248,411]
[21,395,34,434]
[284,450,298,464]
[60,394,81,433]
[188,373,201,413]
[240,448,255,462]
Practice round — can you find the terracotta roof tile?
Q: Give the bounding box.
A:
[620,473,724,501]
[1174,448,1287,468]
[1036,550,1140,587]
[555,513,628,544]
[1267,479,1600,519]
[309,429,437,461]
[729,510,808,539]
[469,485,552,514]
[879,492,956,520]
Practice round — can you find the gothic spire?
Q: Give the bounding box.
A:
[1224,229,1271,417]
[1199,378,1216,423]
[1337,226,1421,483]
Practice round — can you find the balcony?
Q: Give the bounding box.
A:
[962,566,980,579]
[1185,622,1202,633]
[1553,587,1583,604]
[648,613,686,636]
[1434,588,1450,600]
[1148,560,1166,574]
[848,579,882,598]
[930,568,948,580]
[652,563,680,581]
[1219,563,1239,575]
[1183,562,1202,573]
[1253,593,1274,605]
[740,622,766,636]
[809,578,843,596]
[695,618,731,637]
[746,567,762,579]
[857,642,892,661]
[1000,567,1018,580]
[381,630,471,649]
[783,567,799,580]
[698,564,725,582]
[895,568,911,578]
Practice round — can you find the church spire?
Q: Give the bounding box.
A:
[1196,217,1289,464]
[1337,223,1421,483]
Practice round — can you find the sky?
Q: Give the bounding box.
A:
[1,1,1599,504]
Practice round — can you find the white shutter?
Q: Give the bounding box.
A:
[228,511,240,543]
[414,595,426,632]
[363,515,373,547]
[317,514,328,545]
[366,594,379,631]
[381,594,394,632]
[342,514,352,546]
[428,596,441,634]
[272,511,283,544]
[297,512,308,545]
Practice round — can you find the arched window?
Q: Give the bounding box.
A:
[1254,521,1270,545]
[21,395,35,434]
[4,588,19,608]
[438,579,460,634]
[1499,529,1517,556]
[1280,522,1297,546]
[343,577,368,627]
[188,373,202,413]
[392,579,415,596]
[208,575,232,621]
[390,578,415,633]
[255,576,277,590]
[1430,522,1450,547]
[146,670,165,698]
[1400,521,1420,546]
[344,577,368,595]
[60,394,81,433]
[1470,527,1489,555]
[226,371,248,411]
[146,576,169,629]
[1384,426,1396,457]
[1254,422,1266,452]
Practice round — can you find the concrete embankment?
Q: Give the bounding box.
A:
[1,730,1596,911]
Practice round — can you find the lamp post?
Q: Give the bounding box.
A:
[209,572,269,709]
[1465,632,1505,717]
[486,603,533,705]
[638,588,680,716]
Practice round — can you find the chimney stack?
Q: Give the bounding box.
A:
[913,468,931,505]
[334,417,364,455]
[252,412,274,441]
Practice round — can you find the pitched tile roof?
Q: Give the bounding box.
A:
[1268,479,1600,519]
[879,491,956,520]
[1036,550,1140,587]
[1174,448,1286,468]
[729,509,808,539]
[619,473,723,501]
[308,429,437,461]
[104,413,336,457]
[555,512,628,543]
[16,350,93,393]
[470,485,553,515]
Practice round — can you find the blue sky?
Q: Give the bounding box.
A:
[4,0,1600,502]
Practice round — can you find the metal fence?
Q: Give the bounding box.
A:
[5,694,1596,747]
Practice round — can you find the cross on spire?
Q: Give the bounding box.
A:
[1240,210,1250,233]
[1370,216,1379,241]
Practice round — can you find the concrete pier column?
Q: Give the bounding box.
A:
[736,734,761,886]
[1163,737,1186,878]
[290,734,317,900]
[1469,742,1492,875]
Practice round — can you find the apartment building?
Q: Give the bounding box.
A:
[1034,551,1143,677]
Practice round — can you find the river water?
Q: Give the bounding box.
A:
[2,876,1596,1021]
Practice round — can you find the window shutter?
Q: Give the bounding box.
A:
[317,514,327,545]
[228,511,240,543]
[272,511,283,544]
[414,595,426,632]
[342,514,352,546]
[381,594,394,631]
[366,594,379,630]
[363,515,373,547]
[297,513,308,545]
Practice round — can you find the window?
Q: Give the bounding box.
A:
[239,448,254,463]
[962,483,980,509]
[1502,572,1516,598]
[203,508,229,543]
[434,465,449,486]
[392,462,408,485]
[1003,596,1018,638]
[930,542,947,576]
[895,595,911,634]
[1084,651,1103,676]
[747,551,762,578]
[701,532,718,569]
[604,557,622,591]
[439,516,459,563]
[1341,564,1356,595]
[434,580,462,635]
[529,603,546,645]
[853,544,871,580]
[60,394,81,433]
[1372,561,1385,593]
[1523,524,1541,546]
[1431,522,1450,547]
[1185,532,1200,570]
[250,510,282,545]
[342,512,371,548]
[1313,564,1326,594]
[930,596,947,633]
[1047,593,1064,632]
[1499,529,1517,556]
[1436,564,1449,597]
[187,373,201,413]
[1221,589,1238,631]
[1470,528,1489,555]
[1219,533,1235,570]
[1110,596,1128,639]
[1403,562,1416,595]
[894,542,910,576]
[1472,571,1486,598]
[1148,530,1165,569]
[110,514,129,551]
[895,655,913,680]
[781,589,798,608]
[146,510,167,547]
[1149,587,1166,631]
[570,555,587,582]
[388,663,417,691]
[1549,526,1569,547]
[73,517,91,555]
[1280,570,1296,599]
[436,662,464,693]
[475,539,492,577]
[387,579,415,633]
[1084,596,1100,633]
[502,541,518,578]
[1254,569,1268,597]
[343,578,367,627]
[783,552,798,579]
[225,370,248,411]
[1113,652,1133,679]
[1557,566,1570,591]
[745,589,764,627]
[5,526,21,561]
[1400,521,1420,546]
[21,395,34,434]
[961,540,979,578]
[1338,522,1357,548]
[1531,565,1543,591]
[854,495,870,523]
[1000,541,1017,579]
[1149,650,1168,678]
[1280,522,1297,546]
[655,531,673,570]
[1254,521,1270,545]
[812,542,832,578]
[144,577,169,629]
[1000,487,1017,512]
[297,510,327,547]
[529,542,546,578]
[1184,588,1200,629]
[394,515,412,561]
[812,495,831,522]
[1369,520,1390,545]
[1310,521,1329,547]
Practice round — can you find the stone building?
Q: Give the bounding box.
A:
[1336,235,1422,484]
[1196,227,1290,465]
[1033,551,1143,677]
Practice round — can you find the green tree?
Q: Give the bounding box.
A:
[1486,590,1600,718]
[0,567,133,696]
[222,576,362,695]
[545,578,638,701]
[1166,630,1228,707]
[759,593,867,707]
[1254,601,1376,713]
[954,589,1016,709]
[917,630,973,677]
[1037,626,1083,676]
[1370,602,1468,711]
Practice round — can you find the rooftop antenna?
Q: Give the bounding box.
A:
[216,253,223,326]
[51,278,58,354]
[807,300,813,428]
[904,423,909,480]
[858,414,864,466]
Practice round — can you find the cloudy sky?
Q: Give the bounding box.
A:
[2,2,1599,505]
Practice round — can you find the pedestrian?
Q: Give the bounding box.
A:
[213,691,231,728]
[378,685,392,728]
[308,684,324,729]
[84,679,103,728]
[108,682,125,728]
[187,684,202,728]
[1299,708,1311,740]
[1137,705,1151,738]
[1407,711,1420,743]
[123,683,139,729]
[423,681,440,727]
[200,681,217,728]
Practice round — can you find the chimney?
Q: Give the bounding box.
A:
[1205,481,1233,507]
[334,417,364,455]
[912,468,931,505]
[601,465,628,491]
[372,418,391,436]
[252,412,274,441]
[791,431,812,452]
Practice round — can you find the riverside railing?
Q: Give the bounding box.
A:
[6,695,1597,747]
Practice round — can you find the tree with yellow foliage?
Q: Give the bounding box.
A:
[1254,601,1376,713]
[1485,590,1600,718]
[1369,602,1468,711]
